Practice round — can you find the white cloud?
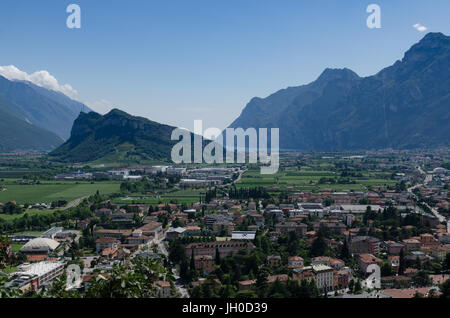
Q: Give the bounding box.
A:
[413,23,427,32]
[0,65,78,98]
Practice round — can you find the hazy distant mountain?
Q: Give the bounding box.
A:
[0,76,92,140]
[0,95,63,152]
[228,32,450,151]
[49,109,181,163]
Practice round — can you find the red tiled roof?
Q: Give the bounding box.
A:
[383,287,438,298]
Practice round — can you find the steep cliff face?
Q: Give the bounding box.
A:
[50,109,179,163]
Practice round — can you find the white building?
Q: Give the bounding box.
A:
[10,261,65,291]
[20,238,60,255]
[167,167,187,176]
[231,231,256,241]
[145,166,169,174]
[303,264,334,292]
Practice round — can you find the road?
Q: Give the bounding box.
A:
[408,166,446,223]
[154,234,190,298]
[62,196,89,210]
[233,168,246,184]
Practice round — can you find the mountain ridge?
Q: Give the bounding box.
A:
[49,109,182,163]
[0,75,92,140]
[228,32,450,151]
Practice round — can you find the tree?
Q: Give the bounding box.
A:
[398,249,406,275]
[381,262,394,277]
[310,230,327,257]
[255,268,269,298]
[444,253,450,271]
[340,239,351,260]
[0,236,11,269]
[168,240,186,264]
[353,280,362,293]
[189,249,196,271]
[440,279,450,298]
[287,231,299,256]
[215,247,221,265]
[412,271,432,287]
[268,279,288,298]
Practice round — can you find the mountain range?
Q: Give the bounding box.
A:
[228,32,450,151]
[1,32,448,157]
[0,75,92,152]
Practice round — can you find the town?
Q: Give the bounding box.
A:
[0,149,450,298]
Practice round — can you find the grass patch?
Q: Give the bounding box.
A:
[0,179,120,204]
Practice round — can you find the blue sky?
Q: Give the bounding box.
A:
[0,0,449,131]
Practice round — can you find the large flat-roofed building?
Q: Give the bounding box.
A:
[94,229,133,240]
[10,261,65,292]
[340,205,382,213]
[42,227,64,239]
[275,222,307,237]
[302,264,334,292]
[349,236,380,255]
[167,167,187,176]
[231,231,256,241]
[185,241,255,258]
[180,179,216,187]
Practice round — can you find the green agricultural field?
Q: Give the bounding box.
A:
[0,209,56,221]
[0,179,121,204]
[236,167,396,192]
[114,189,205,205]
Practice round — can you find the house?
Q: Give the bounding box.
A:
[384,241,405,255]
[138,221,163,239]
[101,247,118,259]
[127,230,153,245]
[429,245,450,262]
[349,236,380,255]
[194,255,215,274]
[382,287,439,298]
[238,274,289,291]
[183,226,201,236]
[303,265,334,292]
[402,238,421,251]
[288,256,304,269]
[94,229,132,240]
[358,254,382,272]
[405,251,430,263]
[212,221,235,236]
[166,227,187,240]
[388,255,400,271]
[95,208,113,217]
[419,233,440,248]
[95,237,119,252]
[275,222,307,237]
[336,269,351,288]
[330,258,345,270]
[267,255,281,267]
[312,256,331,267]
[155,280,172,298]
[381,276,412,289]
